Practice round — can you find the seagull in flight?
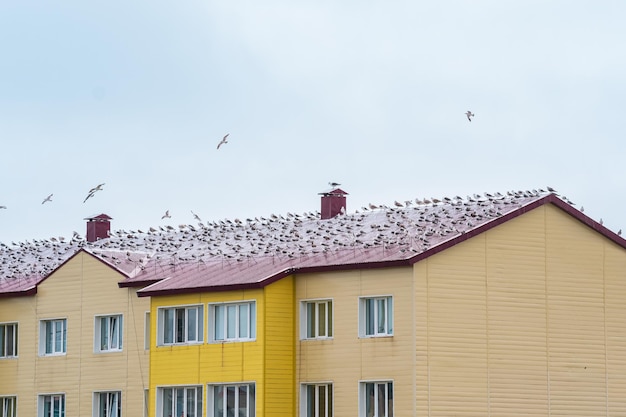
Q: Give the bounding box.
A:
[0,205,6,209]
[217,134,229,150]
[161,210,171,219]
[465,111,475,122]
[42,194,53,204]
[328,182,341,188]
[84,183,105,203]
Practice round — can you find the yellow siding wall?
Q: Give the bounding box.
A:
[149,276,295,417]
[296,267,415,416]
[297,205,626,417]
[0,252,150,417]
[417,204,626,417]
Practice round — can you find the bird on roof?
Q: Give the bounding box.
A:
[161,210,171,219]
[465,111,474,122]
[42,194,53,204]
[217,134,229,150]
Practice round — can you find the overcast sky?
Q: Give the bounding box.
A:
[1,1,625,244]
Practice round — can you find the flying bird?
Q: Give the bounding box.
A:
[0,205,6,209]
[191,211,202,222]
[217,134,229,150]
[328,182,341,188]
[161,210,171,219]
[42,194,53,204]
[465,111,475,122]
[83,183,105,203]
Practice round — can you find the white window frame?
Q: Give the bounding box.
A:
[94,314,123,353]
[359,381,393,417]
[38,393,65,417]
[208,383,255,417]
[93,391,121,417]
[0,396,17,417]
[300,299,333,340]
[39,318,67,356]
[359,296,393,337]
[157,305,204,346]
[0,322,18,358]
[156,385,202,417]
[300,383,333,417]
[209,301,256,342]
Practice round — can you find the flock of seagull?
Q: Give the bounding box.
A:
[0,187,589,281]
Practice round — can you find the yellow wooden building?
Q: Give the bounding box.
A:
[0,249,150,417]
[2,189,626,417]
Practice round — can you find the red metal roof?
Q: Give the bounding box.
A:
[2,190,623,297]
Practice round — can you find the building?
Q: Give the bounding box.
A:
[2,188,626,417]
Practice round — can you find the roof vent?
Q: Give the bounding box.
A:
[319,187,348,220]
[85,214,112,242]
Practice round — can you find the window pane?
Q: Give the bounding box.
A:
[365,299,375,335]
[176,309,185,343]
[306,385,315,417]
[377,299,386,334]
[250,305,256,339]
[365,383,374,416]
[226,305,237,339]
[318,385,326,417]
[239,304,249,338]
[188,308,197,342]
[318,303,326,337]
[163,389,173,417]
[214,386,224,417]
[164,310,174,344]
[215,306,224,340]
[306,303,315,338]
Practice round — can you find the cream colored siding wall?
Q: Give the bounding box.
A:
[296,267,415,416]
[0,252,150,417]
[419,205,626,417]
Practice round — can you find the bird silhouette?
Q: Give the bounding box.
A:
[0,205,6,209]
[465,111,475,122]
[328,182,341,188]
[161,210,171,219]
[84,183,105,203]
[217,134,229,150]
[42,194,53,204]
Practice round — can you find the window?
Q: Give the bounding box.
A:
[95,315,123,352]
[157,386,202,417]
[210,302,256,342]
[208,383,255,417]
[39,394,65,417]
[0,323,18,358]
[359,297,393,337]
[360,382,393,417]
[0,396,17,417]
[157,305,203,345]
[301,300,333,340]
[94,391,121,417]
[40,319,67,355]
[144,312,150,350]
[301,384,332,417]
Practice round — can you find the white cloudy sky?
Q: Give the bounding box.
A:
[1,0,625,243]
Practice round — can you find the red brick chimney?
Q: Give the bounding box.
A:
[85,214,112,242]
[319,188,348,219]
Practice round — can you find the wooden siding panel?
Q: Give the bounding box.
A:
[0,252,150,417]
[296,267,415,417]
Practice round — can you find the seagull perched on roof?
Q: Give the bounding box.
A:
[161,210,171,219]
[465,111,475,122]
[217,134,229,150]
[42,193,53,204]
[83,183,105,203]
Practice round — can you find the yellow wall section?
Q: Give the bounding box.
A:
[418,204,626,417]
[297,204,626,417]
[149,276,295,417]
[0,251,150,417]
